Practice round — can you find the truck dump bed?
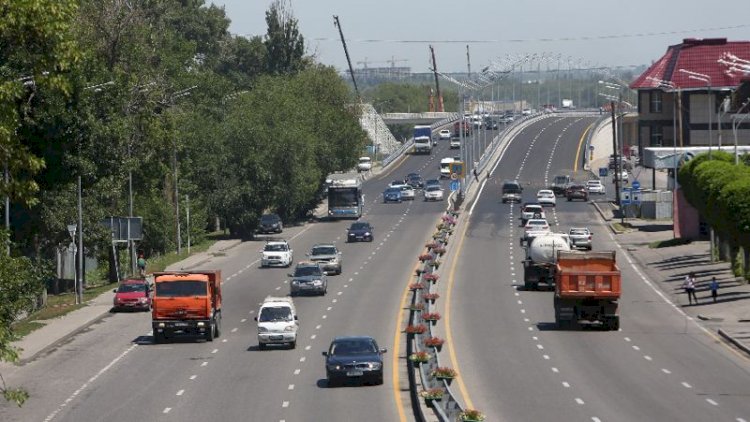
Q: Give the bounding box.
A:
[555,251,620,299]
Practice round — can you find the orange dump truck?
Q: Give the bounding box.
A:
[151,270,222,343]
[553,251,621,330]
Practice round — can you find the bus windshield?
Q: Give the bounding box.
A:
[328,188,359,208]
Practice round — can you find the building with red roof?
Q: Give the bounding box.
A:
[630,38,750,151]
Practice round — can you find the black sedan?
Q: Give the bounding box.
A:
[257,213,283,234]
[323,336,386,386]
[406,174,424,189]
[346,221,373,242]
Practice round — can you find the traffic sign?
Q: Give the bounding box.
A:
[450,180,460,192]
[449,161,465,179]
[450,173,459,180]
[599,167,608,177]
[631,180,641,190]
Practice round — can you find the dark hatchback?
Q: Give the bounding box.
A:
[406,174,424,189]
[383,187,402,203]
[346,221,373,242]
[323,336,387,386]
[566,184,589,201]
[258,213,283,234]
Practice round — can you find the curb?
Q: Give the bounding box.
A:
[218,239,243,252]
[718,328,750,356]
[17,306,113,365]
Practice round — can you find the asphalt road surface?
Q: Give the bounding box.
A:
[0,126,495,422]
[446,115,750,421]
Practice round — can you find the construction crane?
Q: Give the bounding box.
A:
[333,15,359,98]
[429,45,444,112]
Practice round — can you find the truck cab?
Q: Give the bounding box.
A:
[151,270,222,343]
[256,296,298,349]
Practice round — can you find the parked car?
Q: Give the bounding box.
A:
[112,279,151,312]
[357,156,372,172]
[586,179,606,195]
[308,243,343,275]
[289,261,328,296]
[347,221,373,242]
[537,189,557,207]
[438,129,451,139]
[423,185,445,201]
[323,336,386,386]
[568,227,593,250]
[566,184,589,201]
[383,187,402,203]
[258,213,283,234]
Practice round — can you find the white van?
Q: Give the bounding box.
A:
[356,157,372,172]
[255,296,298,349]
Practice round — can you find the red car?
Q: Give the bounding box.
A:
[113,279,152,312]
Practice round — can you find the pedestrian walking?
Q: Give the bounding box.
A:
[137,253,147,278]
[709,277,719,303]
[682,272,698,305]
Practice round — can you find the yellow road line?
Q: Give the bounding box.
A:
[444,217,475,410]
[392,260,422,422]
[573,123,594,172]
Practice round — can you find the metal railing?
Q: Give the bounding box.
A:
[359,103,402,157]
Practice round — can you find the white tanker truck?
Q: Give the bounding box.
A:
[522,232,571,290]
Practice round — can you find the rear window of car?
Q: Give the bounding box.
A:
[527,220,547,227]
[502,183,521,193]
[570,229,589,235]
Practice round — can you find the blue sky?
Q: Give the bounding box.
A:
[211,0,750,73]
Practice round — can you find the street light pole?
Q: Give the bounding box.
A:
[733,100,750,165]
[679,69,712,157]
[3,162,8,256]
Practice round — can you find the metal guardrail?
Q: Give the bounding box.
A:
[582,114,611,175]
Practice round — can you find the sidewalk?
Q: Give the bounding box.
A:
[593,206,750,355]
[6,239,243,365]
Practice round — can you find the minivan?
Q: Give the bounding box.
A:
[501,180,523,203]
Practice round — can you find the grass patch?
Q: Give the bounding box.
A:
[612,222,631,232]
[649,238,692,248]
[11,321,46,338]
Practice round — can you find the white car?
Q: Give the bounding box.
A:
[537,189,557,207]
[438,129,451,140]
[449,138,460,149]
[586,180,606,195]
[256,296,298,349]
[357,157,372,172]
[521,219,551,246]
[400,185,416,200]
[521,204,546,224]
[423,185,444,201]
[261,240,294,268]
[616,170,629,183]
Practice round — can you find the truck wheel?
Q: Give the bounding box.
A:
[205,323,215,342]
[214,314,222,338]
[154,332,165,344]
[607,318,620,331]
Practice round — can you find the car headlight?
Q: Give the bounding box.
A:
[292,280,299,285]
[313,280,322,286]
[258,327,268,333]
[284,326,295,332]
[197,321,205,327]
[364,232,371,236]
[368,362,382,370]
[328,364,341,371]
[158,322,165,328]
[138,297,148,303]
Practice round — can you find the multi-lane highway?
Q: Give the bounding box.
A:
[4,115,749,422]
[444,115,750,421]
[0,125,497,422]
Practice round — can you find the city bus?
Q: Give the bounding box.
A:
[327,177,363,219]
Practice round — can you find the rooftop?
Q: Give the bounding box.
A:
[630,38,750,91]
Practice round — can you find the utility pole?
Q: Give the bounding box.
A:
[466,45,471,78]
[333,16,360,98]
[4,162,8,256]
[430,45,444,112]
[186,194,191,254]
[174,140,181,255]
[611,101,621,209]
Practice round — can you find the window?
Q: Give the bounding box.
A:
[650,125,663,146]
[650,91,663,113]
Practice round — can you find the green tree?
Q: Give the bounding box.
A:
[264,0,306,75]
